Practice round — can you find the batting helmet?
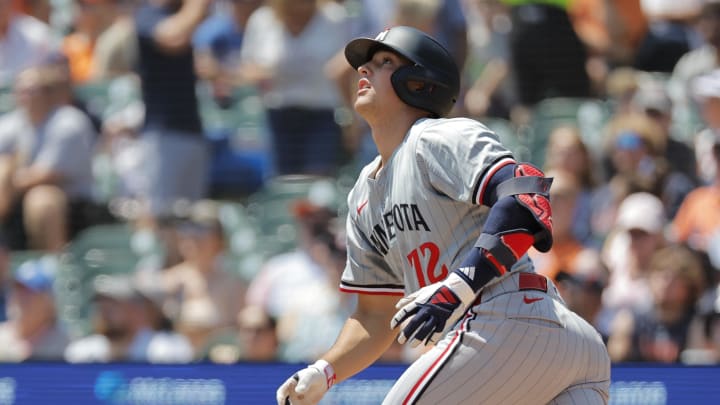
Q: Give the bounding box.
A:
[344,26,460,118]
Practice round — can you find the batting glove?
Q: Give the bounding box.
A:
[276,360,336,405]
[391,272,476,347]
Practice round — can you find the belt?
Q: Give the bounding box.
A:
[473,272,549,305]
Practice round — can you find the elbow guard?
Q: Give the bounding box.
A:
[497,163,554,252]
[461,163,553,282]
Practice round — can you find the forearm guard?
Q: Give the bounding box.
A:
[455,163,553,292]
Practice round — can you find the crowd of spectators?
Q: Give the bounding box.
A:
[0,0,720,366]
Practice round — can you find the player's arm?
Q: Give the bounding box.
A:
[322,293,399,382]
[392,161,554,346]
[276,293,398,405]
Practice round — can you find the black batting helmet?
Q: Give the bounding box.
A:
[344,26,460,118]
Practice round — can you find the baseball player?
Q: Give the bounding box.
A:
[276,26,611,405]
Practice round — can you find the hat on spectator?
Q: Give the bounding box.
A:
[92,274,141,301]
[556,249,608,293]
[632,83,672,115]
[175,199,224,238]
[93,272,164,301]
[693,69,720,101]
[13,257,56,293]
[291,179,338,222]
[640,0,704,19]
[615,192,666,234]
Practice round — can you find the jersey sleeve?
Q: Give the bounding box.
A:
[416,119,515,206]
[340,212,405,296]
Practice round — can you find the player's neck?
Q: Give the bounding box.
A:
[371,112,427,164]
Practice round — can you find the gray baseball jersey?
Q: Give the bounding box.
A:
[339,117,611,404]
[340,117,528,296]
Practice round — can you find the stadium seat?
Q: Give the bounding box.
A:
[0,84,13,116]
[58,223,157,337]
[242,176,339,275]
[73,75,142,121]
[526,97,612,167]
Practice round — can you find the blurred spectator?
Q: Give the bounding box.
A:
[600,192,668,336]
[203,304,280,364]
[529,169,586,281]
[41,51,104,132]
[0,242,9,322]
[555,248,609,339]
[62,0,123,83]
[193,0,263,106]
[238,0,351,176]
[236,304,278,362]
[671,0,720,103]
[631,80,697,182]
[0,0,57,86]
[14,0,50,25]
[132,0,212,220]
[607,244,705,363]
[672,140,720,252]
[684,285,720,364]
[569,0,648,69]
[464,0,516,119]
[246,195,352,362]
[590,113,665,240]
[0,64,101,251]
[65,273,193,363]
[0,257,68,361]
[503,0,591,118]
[633,0,704,73]
[543,125,597,245]
[91,1,138,80]
[161,200,245,354]
[605,67,641,115]
[599,112,694,218]
[692,69,720,185]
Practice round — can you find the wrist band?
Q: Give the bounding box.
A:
[313,359,336,389]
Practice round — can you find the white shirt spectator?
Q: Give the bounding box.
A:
[0,105,95,199]
[247,250,353,362]
[240,3,350,109]
[64,328,194,363]
[0,15,57,86]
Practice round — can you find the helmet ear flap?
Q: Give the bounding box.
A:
[391,65,458,118]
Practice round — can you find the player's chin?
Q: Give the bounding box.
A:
[354,98,372,115]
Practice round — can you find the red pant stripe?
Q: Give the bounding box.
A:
[402,332,463,405]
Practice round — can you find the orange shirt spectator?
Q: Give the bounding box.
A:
[61,0,120,83]
[672,185,720,252]
[529,169,586,281]
[569,0,648,65]
[62,34,94,83]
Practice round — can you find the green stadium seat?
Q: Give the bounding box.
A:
[74,75,142,121]
[526,97,612,167]
[57,222,155,338]
[0,84,13,116]
[242,176,340,273]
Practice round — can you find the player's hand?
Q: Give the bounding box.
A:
[276,360,336,405]
[391,273,476,347]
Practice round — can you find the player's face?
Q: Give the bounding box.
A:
[354,50,408,118]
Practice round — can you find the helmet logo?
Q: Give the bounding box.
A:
[375,29,390,42]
